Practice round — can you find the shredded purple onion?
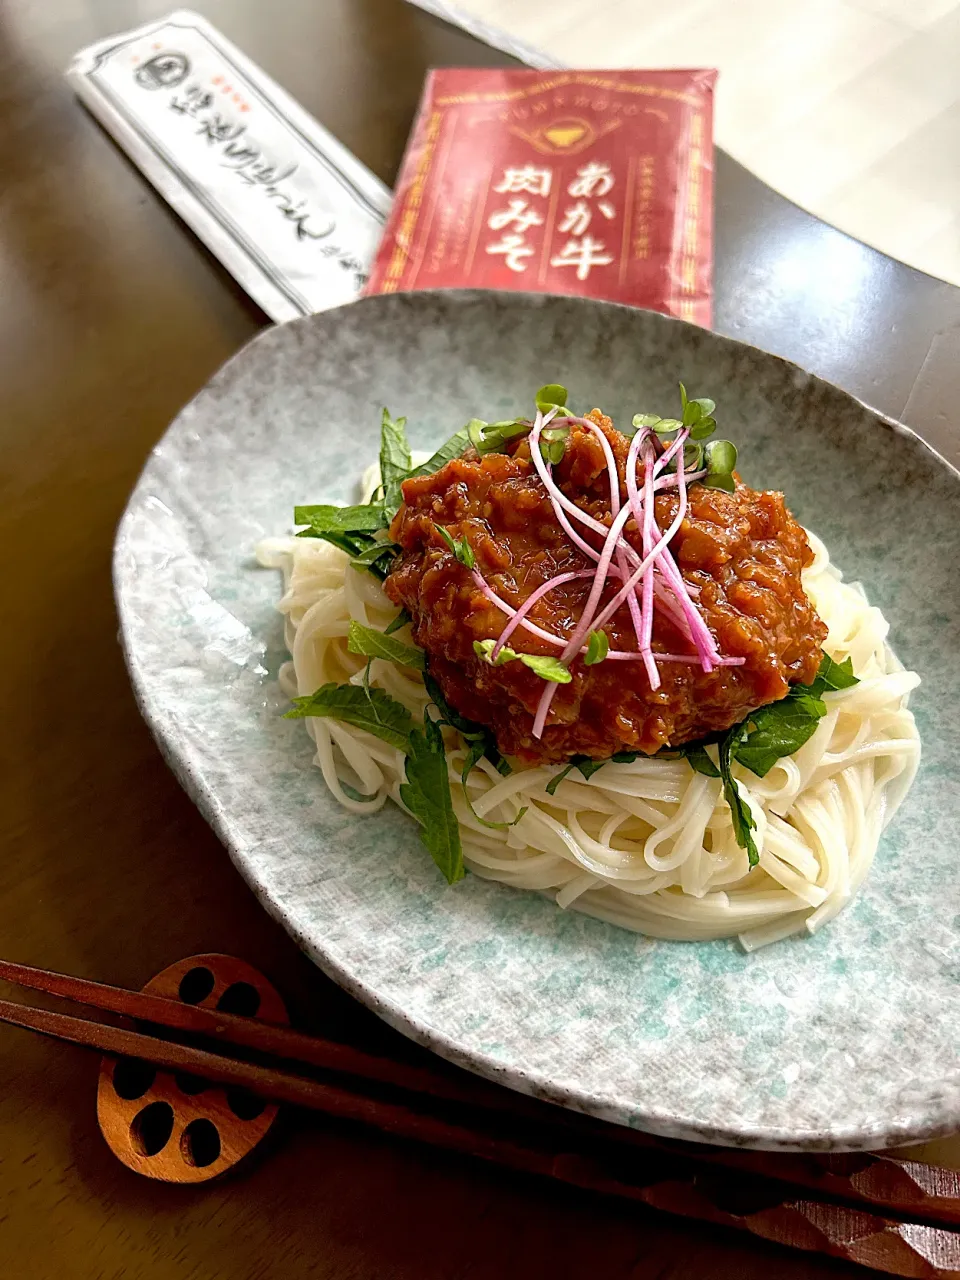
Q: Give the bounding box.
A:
[490,569,591,660]
[639,435,660,689]
[463,411,738,740]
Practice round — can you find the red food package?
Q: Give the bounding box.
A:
[365,68,717,326]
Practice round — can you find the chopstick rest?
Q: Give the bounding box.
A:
[96,953,287,1182]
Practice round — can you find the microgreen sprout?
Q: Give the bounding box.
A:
[534,383,572,464]
[584,629,609,665]
[535,383,569,415]
[468,417,529,454]
[540,423,570,464]
[474,639,571,684]
[681,441,704,471]
[679,383,717,439]
[703,439,738,492]
[291,383,760,883]
[633,385,737,484]
[473,639,515,667]
[434,523,475,568]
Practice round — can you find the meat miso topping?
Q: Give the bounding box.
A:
[384,411,826,765]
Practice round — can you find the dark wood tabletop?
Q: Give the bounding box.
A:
[2,2,957,1277]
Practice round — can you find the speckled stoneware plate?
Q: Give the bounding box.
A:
[115,290,960,1152]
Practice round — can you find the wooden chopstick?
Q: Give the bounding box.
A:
[5,961,960,1237]
[7,959,960,1228]
[3,993,960,1280]
[0,958,532,1119]
[4,959,960,1225]
[0,994,564,1164]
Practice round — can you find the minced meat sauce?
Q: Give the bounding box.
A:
[385,411,827,765]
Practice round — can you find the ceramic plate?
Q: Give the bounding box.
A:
[115,290,960,1151]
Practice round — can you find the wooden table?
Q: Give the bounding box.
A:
[2,2,957,1277]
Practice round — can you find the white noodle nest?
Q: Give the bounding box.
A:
[256,528,920,950]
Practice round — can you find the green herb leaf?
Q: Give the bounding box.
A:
[634,383,722,451]
[384,607,412,636]
[424,672,480,737]
[347,620,425,670]
[545,749,651,796]
[350,542,395,565]
[681,743,721,778]
[424,671,510,777]
[584,630,609,665]
[731,652,859,778]
[435,525,455,556]
[734,690,826,779]
[808,653,858,695]
[705,439,737,473]
[460,737,525,830]
[669,650,860,858]
[379,409,412,520]
[297,527,372,556]
[719,728,759,867]
[285,682,413,751]
[350,541,399,580]
[545,762,577,796]
[294,503,387,536]
[434,524,475,569]
[467,418,489,449]
[408,428,470,478]
[679,384,715,414]
[461,736,486,784]
[545,753,609,794]
[400,714,464,884]
[677,383,718,438]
